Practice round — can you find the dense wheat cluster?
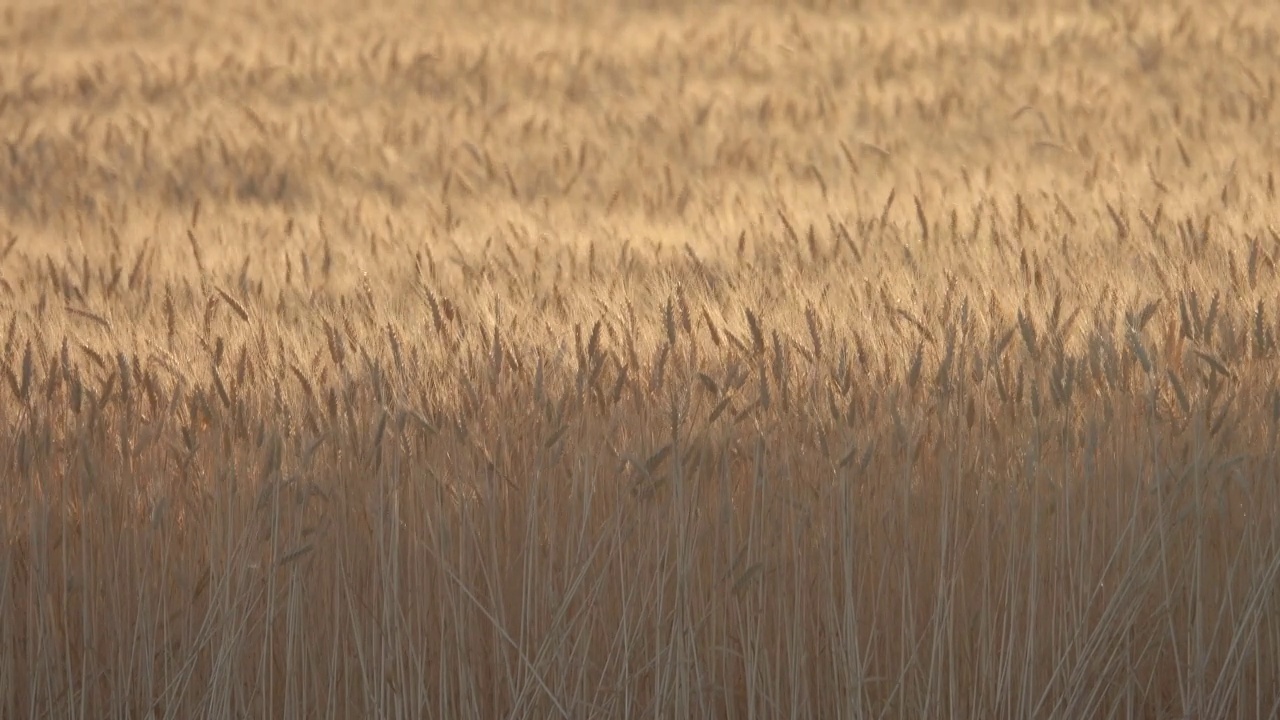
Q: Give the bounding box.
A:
[2,0,1280,717]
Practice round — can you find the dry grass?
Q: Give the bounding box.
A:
[2,0,1280,717]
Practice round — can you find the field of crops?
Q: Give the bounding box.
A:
[2,0,1279,717]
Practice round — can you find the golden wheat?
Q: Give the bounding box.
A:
[2,0,1280,718]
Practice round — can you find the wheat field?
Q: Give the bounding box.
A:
[2,0,1279,718]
